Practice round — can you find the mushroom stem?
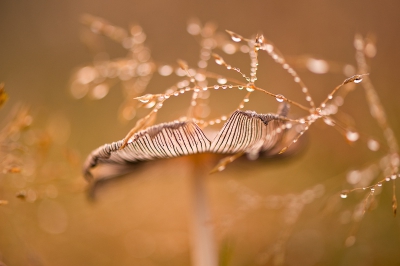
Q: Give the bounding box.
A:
[190,154,218,266]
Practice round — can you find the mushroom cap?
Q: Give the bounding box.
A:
[83,109,289,183]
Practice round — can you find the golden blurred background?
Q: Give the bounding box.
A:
[1,0,400,265]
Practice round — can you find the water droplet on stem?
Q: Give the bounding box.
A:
[346,131,359,142]
[354,77,363,83]
[226,30,243,42]
[275,94,285,102]
[340,191,348,199]
[135,94,153,103]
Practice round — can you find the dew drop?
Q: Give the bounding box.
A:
[299,118,306,124]
[244,98,249,102]
[285,122,292,129]
[223,43,236,54]
[217,78,227,84]
[70,82,88,99]
[228,84,233,89]
[365,43,377,58]
[328,95,333,100]
[77,66,96,84]
[187,22,201,35]
[238,86,243,90]
[240,45,249,53]
[255,34,265,44]
[91,84,109,100]
[158,65,173,76]
[346,131,359,142]
[306,58,329,74]
[218,165,225,171]
[346,170,361,185]
[213,54,225,65]
[302,87,308,93]
[173,92,179,96]
[214,85,219,90]
[385,177,391,182]
[215,59,224,65]
[178,80,189,88]
[377,182,383,187]
[367,139,380,151]
[323,117,335,126]
[136,94,153,103]
[144,101,156,108]
[229,33,242,42]
[198,60,207,68]
[275,94,285,102]
[391,174,397,180]
[344,75,362,85]
[246,86,254,92]
[175,67,186,77]
[264,44,273,53]
[340,192,348,199]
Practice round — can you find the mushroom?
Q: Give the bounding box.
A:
[83,105,290,266]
